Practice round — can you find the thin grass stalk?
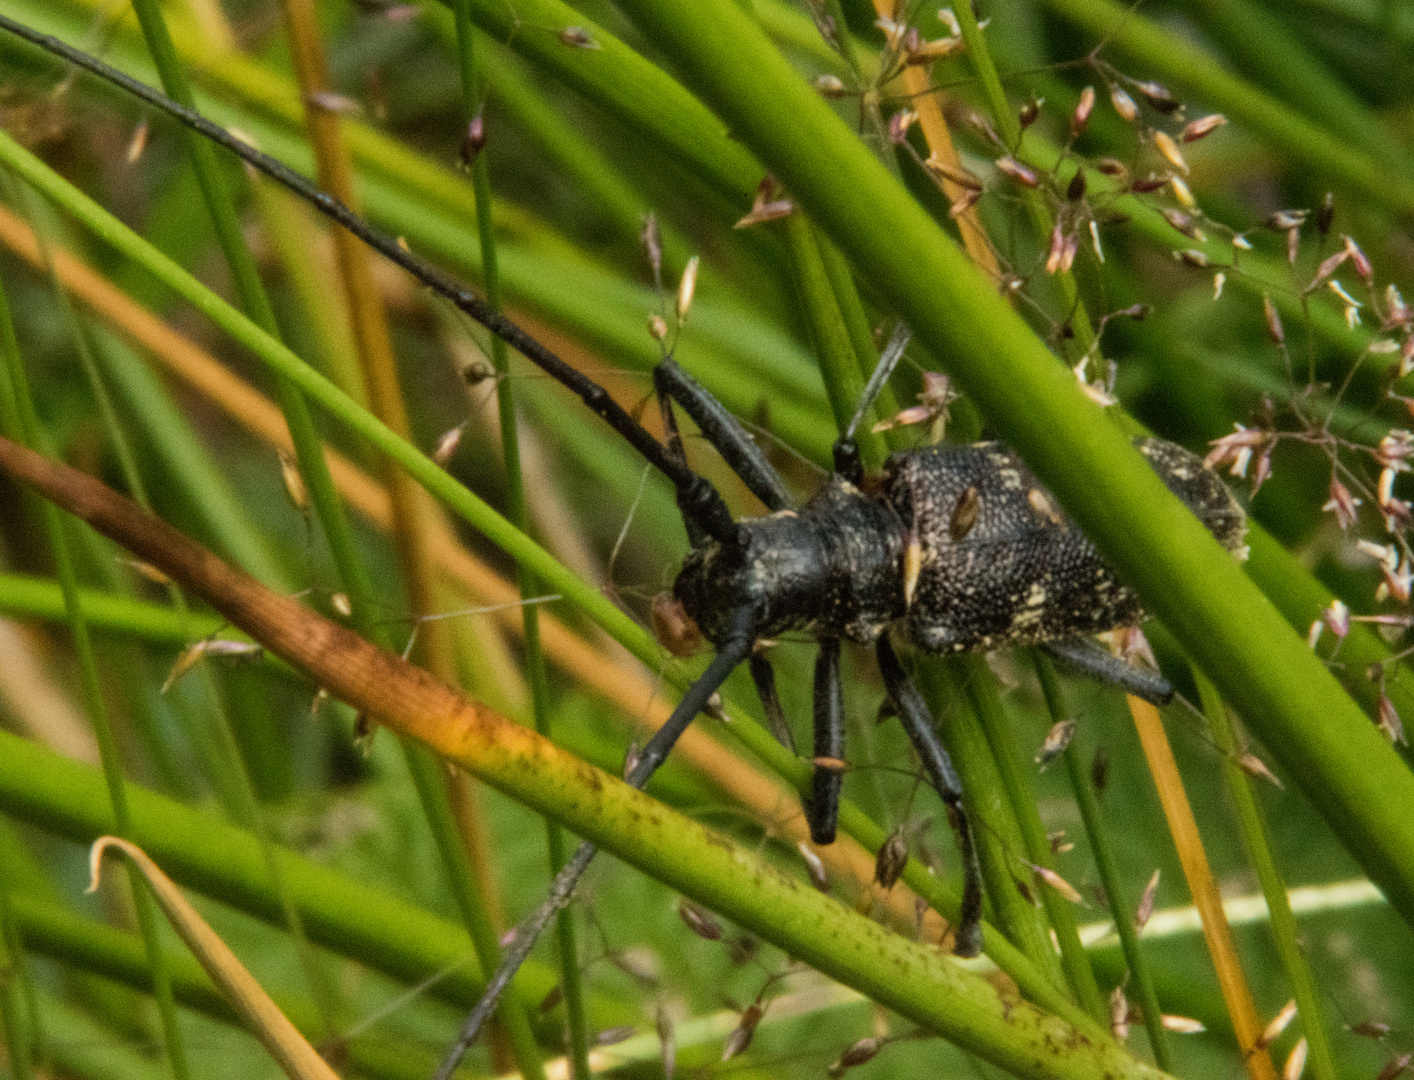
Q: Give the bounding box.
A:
[419,5,692,271]
[1191,666,1338,1080]
[19,213,146,528]
[275,2,544,1070]
[449,3,581,1073]
[812,232,904,434]
[598,0,1414,943]
[865,0,999,276]
[0,881,36,1080]
[0,262,194,1080]
[1034,652,1174,1069]
[1037,0,1414,220]
[1128,696,1275,1079]
[969,660,1106,1021]
[945,656,1068,983]
[0,442,1172,1080]
[948,1,1096,355]
[781,213,883,465]
[250,182,365,403]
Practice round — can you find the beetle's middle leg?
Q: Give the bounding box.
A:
[748,653,796,752]
[807,638,844,844]
[875,636,985,957]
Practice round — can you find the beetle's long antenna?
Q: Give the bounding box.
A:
[844,323,911,444]
[834,323,910,481]
[0,14,741,545]
[432,606,759,1080]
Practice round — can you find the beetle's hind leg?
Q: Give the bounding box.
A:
[875,637,984,957]
[1040,637,1174,705]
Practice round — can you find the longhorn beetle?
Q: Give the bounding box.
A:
[0,17,1247,1075]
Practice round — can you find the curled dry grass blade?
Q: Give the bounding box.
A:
[0,433,1170,1080]
[86,837,340,1080]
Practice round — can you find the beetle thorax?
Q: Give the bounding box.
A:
[673,477,908,646]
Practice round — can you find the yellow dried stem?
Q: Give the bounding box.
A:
[869,0,999,279]
[1127,696,1276,1080]
[89,837,340,1080]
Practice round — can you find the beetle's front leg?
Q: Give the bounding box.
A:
[876,636,984,957]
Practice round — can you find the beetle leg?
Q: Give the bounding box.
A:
[749,653,796,753]
[1040,637,1175,705]
[654,359,795,512]
[434,606,759,1079]
[876,636,984,958]
[807,638,844,845]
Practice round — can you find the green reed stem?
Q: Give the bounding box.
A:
[1192,665,1337,1080]
[1035,652,1174,1070]
[0,257,191,1080]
